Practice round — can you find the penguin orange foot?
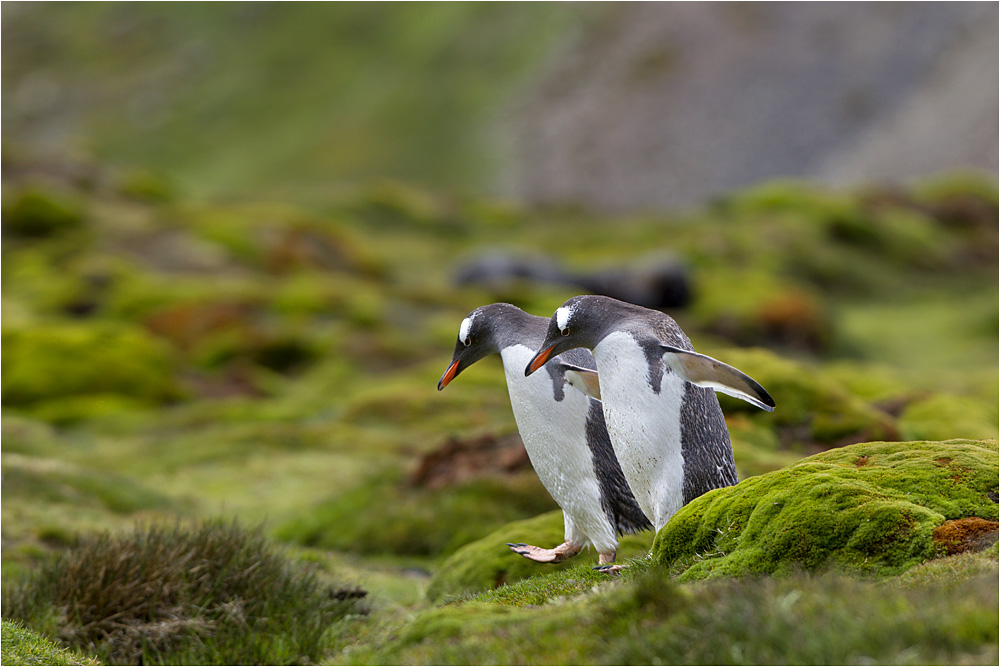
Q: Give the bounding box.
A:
[506,541,582,563]
[592,563,627,574]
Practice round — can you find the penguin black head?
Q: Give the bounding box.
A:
[438,303,529,390]
[525,295,631,376]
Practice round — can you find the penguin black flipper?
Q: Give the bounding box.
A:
[659,345,775,412]
[554,362,602,401]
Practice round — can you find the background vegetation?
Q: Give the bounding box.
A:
[2,4,997,665]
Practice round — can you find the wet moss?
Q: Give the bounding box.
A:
[653,439,999,579]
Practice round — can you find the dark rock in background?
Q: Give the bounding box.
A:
[455,251,692,309]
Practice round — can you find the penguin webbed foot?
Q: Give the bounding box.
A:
[506,541,581,564]
[592,563,628,574]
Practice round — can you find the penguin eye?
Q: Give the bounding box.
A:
[560,327,570,337]
[462,336,472,348]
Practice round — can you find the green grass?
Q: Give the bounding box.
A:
[1,620,100,666]
[337,552,998,665]
[3,519,368,666]
[2,4,596,200]
[425,510,654,603]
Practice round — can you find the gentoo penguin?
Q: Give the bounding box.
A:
[525,295,775,532]
[438,303,650,568]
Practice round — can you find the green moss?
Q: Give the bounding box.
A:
[22,394,158,426]
[116,168,175,203]
[653,439,998,580]
[3,187,86,238]
[899,394,998,441]
[2,453,175,515]
[727,414,803,477]
[821,360,912,403]
[425,511,653,602]
[1,619,101,666]
[691,271,833,352]
[1,324,181,408]
[277,474,559,560]
[710,347,899,446]
[341,562,998,666]
[180,203,384,277]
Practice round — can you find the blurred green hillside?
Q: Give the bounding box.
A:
[2,148,997,662]
[2,3,594,201]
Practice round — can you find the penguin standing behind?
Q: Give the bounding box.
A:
[438,303,650,569]
[526,295,775,532]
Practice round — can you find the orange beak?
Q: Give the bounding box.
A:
[437,359,461,390]
[525,345,556,376]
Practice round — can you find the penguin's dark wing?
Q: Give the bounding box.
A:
[660,345,775,412]
[553,362,602,401]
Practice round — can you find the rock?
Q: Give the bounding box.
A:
[410,433,530,490]
[652,439,999,579]
[510,3,997,211]
[454,251,692,309]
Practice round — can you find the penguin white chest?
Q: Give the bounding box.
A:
[498,345,598,508]
[593,331,686,528]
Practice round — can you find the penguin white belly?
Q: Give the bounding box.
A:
[593,331,685,531]
[499,345,616,551]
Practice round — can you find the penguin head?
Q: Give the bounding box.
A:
[438,304,524,390]
[525,295,616,376]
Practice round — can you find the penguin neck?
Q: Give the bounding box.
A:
[486,306,548,352]
[499,343,568,403]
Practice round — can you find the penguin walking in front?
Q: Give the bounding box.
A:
[438,303,650,569]
[525,295,775,532]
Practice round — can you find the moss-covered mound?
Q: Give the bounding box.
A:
[425,510,653,602]
[653,439,998,579]
[2,324,181,409]
[278,473,559,558]
[711,347,900,446]
[353,553,998,666]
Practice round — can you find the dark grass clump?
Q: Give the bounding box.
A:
[3,519,367,665]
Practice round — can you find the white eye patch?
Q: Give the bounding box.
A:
[458,316,473,346]
[555,305,573,333]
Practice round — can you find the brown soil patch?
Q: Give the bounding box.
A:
[854,455,871,467]
[410,433,530,489]
[932,517,1000,556]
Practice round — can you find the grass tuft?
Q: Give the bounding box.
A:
[4,518,368,666]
